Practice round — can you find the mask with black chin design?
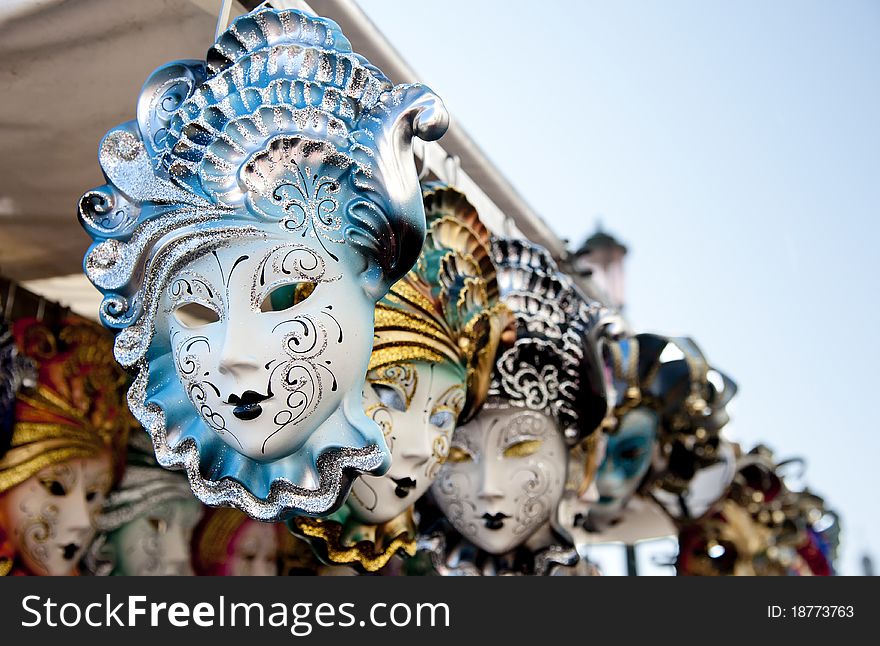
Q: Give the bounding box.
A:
[350,361,463,525]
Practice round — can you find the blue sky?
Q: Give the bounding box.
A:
[359,0,880,575]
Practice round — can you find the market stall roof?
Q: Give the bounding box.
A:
[0,0,565,318]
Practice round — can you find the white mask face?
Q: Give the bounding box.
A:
[594,407,658,518]
[228,521,280,576]
[432,408,566,555]
[348,362,464,524]
[110,498,202,576]
[161,240,371,464]
[0,455,112,575]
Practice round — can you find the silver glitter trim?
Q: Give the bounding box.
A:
[128,363,384,520]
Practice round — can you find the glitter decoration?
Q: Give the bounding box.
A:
[287,184,510,571]
[78,7,448,520]
[487,238,612,441]
[0,318,132,495]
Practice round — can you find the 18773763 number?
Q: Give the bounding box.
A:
[768,606,854,619]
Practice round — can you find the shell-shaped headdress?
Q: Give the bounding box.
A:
[77,7,448,519]
[488,239,610,442]
[369,183,510,421]
[80,7,447,355]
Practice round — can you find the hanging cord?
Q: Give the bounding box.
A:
[443,154,460,187]
[416,139,432,181]
[215,0,235,39]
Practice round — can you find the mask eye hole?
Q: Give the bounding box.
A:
[148,518,168,535]
[502,439,543,459]
[616,440,648,463]
[260,282,315,313]
[173,302,220,328]
[40,479,66,496]
[447,446,473,463]
[371,383,407,412]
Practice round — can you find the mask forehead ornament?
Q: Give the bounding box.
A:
[370,184,510,420]
[602,337,643,428]
[78,8,448,520]
[487,239,609,439]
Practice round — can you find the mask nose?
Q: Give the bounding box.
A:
[598,458,625,487]
[398,429,434,465]
[218,321,261,375]
[399,446,430,465]
[599,454,615,475]
[60,488,95,538]
[163,526,192,571]
[254,557,277,576]
[477,458,505,502]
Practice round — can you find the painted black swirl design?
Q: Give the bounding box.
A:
[322,305,343,343]
[173,335,240,449]
[270,160,344,261]
[258,309,344,456]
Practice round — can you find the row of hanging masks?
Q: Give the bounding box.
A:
[0,6,837,576]
[74,6,621,573]
[0,306,835,576]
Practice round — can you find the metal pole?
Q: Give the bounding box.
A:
[215,0,234,39]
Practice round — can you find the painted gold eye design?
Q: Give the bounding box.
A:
[502,439,543,459]
[447,446,473,463]
[260,282,315,313]
[364,403,394,438]
[173,302,220,328]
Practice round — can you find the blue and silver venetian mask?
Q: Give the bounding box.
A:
[78,8,448,520]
